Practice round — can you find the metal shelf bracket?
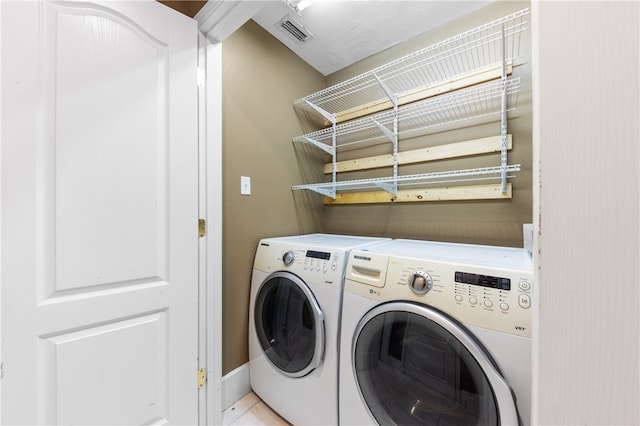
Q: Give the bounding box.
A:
[302,136,334,156]
[374,181,398,196]
[373,73,399,109]
[371,118,395,142]
[304,99,335,126]
[311,185,336,199]
[292,183,336,199]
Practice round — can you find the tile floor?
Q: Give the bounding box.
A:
[222,391,290,425]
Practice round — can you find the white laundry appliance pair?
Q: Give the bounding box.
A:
[249,235,533,426]
[248,234,390,425]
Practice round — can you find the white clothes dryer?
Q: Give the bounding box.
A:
[339,239,533,426]
[249,234,389,426]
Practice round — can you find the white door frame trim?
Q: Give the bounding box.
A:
[202,40,224,426]
[195,3,263,423]
[195,1,265,43]
[0,1,4,421]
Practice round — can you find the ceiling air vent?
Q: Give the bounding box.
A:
[278,15,313,43]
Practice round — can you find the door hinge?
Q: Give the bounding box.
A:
[197,67,205,87]
[198,219,206,238]
[197,368,206,389]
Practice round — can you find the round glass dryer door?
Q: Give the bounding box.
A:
[353,302,518,425]
[254,271,325,378]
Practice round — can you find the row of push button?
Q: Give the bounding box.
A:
[303,261,337,273]
[454,293,531,310]
[455,294,511,310]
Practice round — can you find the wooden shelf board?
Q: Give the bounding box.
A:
[324,135,513,174]
[323,183,512,205]
[329,63,512,125]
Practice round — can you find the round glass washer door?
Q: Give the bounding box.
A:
[254,271,325,378]
[352,302,519,425]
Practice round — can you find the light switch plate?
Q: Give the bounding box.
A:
[241,176,251,195]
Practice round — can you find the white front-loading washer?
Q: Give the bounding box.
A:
[340,239,533,425]
[249,234,389,425]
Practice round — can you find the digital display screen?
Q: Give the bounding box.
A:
[306,250,331,260]
[455,271,510,290]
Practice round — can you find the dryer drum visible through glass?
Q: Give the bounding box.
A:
[254,271,325,378]
[353,302,517,426]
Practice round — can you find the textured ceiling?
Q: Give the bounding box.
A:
[252,1,495,75]
[162,0,496,76]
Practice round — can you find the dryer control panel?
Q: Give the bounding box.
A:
[345,245,533,338]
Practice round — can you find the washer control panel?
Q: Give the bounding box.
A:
[345,247,533,338]
[253,241,344,287]
[302,249,337,274]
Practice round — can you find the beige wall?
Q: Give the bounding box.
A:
[321,0,532,247]
[221,20,325,374]
[222,1,532,374]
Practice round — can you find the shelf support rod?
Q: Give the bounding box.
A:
[373,73,399,196]
[500,22,508,193]
[330,121,337,199]
[390,106,398,196]
[303,99,337,199]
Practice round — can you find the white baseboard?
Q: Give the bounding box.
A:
[222,362,251,410]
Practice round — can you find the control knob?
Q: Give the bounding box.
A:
[282,251,295,266]
[409,271,433,295]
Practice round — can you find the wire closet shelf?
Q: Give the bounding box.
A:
[293,78,521,151]
[293,8,529,120]
[291,8,529,200]
[291,165,522,195]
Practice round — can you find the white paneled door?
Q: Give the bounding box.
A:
[1,1,200,424]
